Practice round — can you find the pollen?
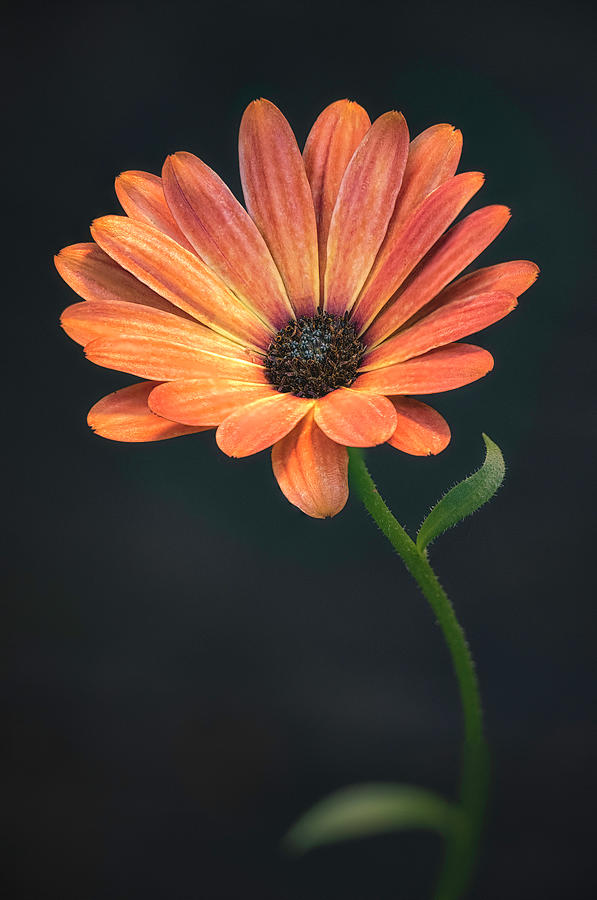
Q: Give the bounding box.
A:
[264,311,365,398]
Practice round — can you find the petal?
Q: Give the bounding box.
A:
[392,124,462,229]
[162,152,294,329]
[361,290,516,369]
[90,216,273,349]
[324,111,410,316]
[239,99,319,317]
[54,242,188,318]
[420,259,540,312]
[354,344,494,395]
[303,100,371,290]
[358,125,462,330]
[352,172,485,333]
[386,397,451,456]
[87,381,207,442]
[314,388,397,447]
[363,205,511,348]
[61,299,259,360]
[115,170,196,251]
[148,378,274,426]
[272,411,349,518]
[85,335,268,382]
[216,392,314,457]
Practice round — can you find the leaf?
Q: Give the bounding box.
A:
[416,433,505,552]
[283,783,463,855]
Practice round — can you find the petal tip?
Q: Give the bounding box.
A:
[518,260,540,281]
[489,204,511,223]
[89,216,105,235]
[115,170,134,186]
[246,97,275,113]
[379,109,407,128]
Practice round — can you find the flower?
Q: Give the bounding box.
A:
[57,98,538,518]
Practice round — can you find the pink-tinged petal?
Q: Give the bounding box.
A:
[386,397,451,456]
[162,152,294,329]
[303,100,371,290]
[84,335,268,382]
[362,291,516,369]
[272,411,349,518]
[392,124,462,229]
[422,259,540,311]
[87,381,208,442]
[60,299,259,360]
[324,111,410,316]
[360,125,462,325]
[363,205,511,348]
[115,170,196,252]
[239,99,319,317]
[354,344,494,395]
[54,243,190,318]
[216,392,314,458]
[388,260,540,339]
[314,388,397,447]
[90,216,273,349]
[353,172,485,333]
[148,379,274,426]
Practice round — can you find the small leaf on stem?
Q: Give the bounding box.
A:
[283,783,463,854]
[416,433,505,552]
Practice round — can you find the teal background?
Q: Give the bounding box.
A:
[5,1,596,897]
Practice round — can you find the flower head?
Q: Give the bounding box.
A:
[57,99,538,517]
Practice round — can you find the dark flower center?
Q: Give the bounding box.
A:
[264,311,365,399]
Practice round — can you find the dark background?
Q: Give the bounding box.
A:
[4,0,597,897]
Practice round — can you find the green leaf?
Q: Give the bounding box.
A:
[416,433,505,552]
[283,783,463,855]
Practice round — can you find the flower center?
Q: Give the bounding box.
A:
[264,311,365,399]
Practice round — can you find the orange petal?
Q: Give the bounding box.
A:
[85,335,268,382]
[360,125,462,325]
[363,205,511,348]
[87,381,207,442]
[386,397,451,456]
[90,216,273,349]
[162,152,294,329]
[354,344,494,394]
[324,111,410,316]
[361,291,516,369]
[216,392,314,457]
[314,388,397,447]
[61,299,259,360]
[272,411,349,518]
[392,124,462,229]
[148,378,274,426]
[421,259,540,311]
[55,243,187,318]
[353,172,485,333]
[303,100,371,291]
[239,99,319,317]
[115,170,195,252]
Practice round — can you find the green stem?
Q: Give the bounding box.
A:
[348,448,489,900]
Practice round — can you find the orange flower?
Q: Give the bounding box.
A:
[57,99,538,518]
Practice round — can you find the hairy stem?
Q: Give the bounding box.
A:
[348,448,489,900]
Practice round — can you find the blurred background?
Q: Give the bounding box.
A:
[4,0,596,897]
